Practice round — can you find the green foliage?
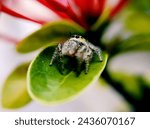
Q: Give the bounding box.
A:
[17,20,85,53]
[131,0,150,14]
[112,34,150,55]
[110,72,142,99]
[101,7,150,54]
[27,46,108,104]
[124,9,150,34]
[109,71,150,110]
[2,63,32,109]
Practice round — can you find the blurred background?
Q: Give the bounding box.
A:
[0,0,150,111]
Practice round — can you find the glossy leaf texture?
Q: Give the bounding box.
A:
[27,46,108,104]
[111,34,150,55]
[2,63,32,109]
[17,20,85,53]
[109,72,150,100]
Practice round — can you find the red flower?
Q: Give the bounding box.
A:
[0,0,128,29]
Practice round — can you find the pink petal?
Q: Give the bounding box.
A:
[74,0,88,16]
[37,0,71,20]
[89,0,105,17]
[46,0,69,11]
[0,2,2,12]
[0,1,3,13]
[67,0,88,28]
[1,0,59,24]
[38,0,88,28]
[0,33,18,44]
[74,0,105,17]
[1,5,45,24]
[73,0,106,27]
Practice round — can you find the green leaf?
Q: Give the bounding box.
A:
[101,7,150,52]
[112,34,150,55]
[17,20,85,53]
[124,8,150,34]
[143,74,150,88]
[27,46,108,104]
[2,63,32,109]
[109,72,150,100]
[131,0,150,15]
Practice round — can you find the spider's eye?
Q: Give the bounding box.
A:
[71,35,83,39]
[75,35,80,38]
[80,36,83,39]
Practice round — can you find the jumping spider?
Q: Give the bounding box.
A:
[50,35,103,74]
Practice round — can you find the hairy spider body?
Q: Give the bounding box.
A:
[50,35,103,73]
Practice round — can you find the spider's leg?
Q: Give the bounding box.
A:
[59,53,64,71]
[95,48,103,61]
[57,44,65,71]
[88,42,103,62]
[75,45,86,73]
[83,48,93,74]
[85,59,90,74]
[76,58,83,74]
[50,47,59,65]
[50,43,63,65]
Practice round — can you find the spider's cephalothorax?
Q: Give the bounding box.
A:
[50,35,103,74]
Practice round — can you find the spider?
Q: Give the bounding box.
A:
[50,35,103,74]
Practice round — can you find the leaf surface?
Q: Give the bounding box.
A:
[17,20,85,53]
[2,63,31,109]
[28,46,108,104]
